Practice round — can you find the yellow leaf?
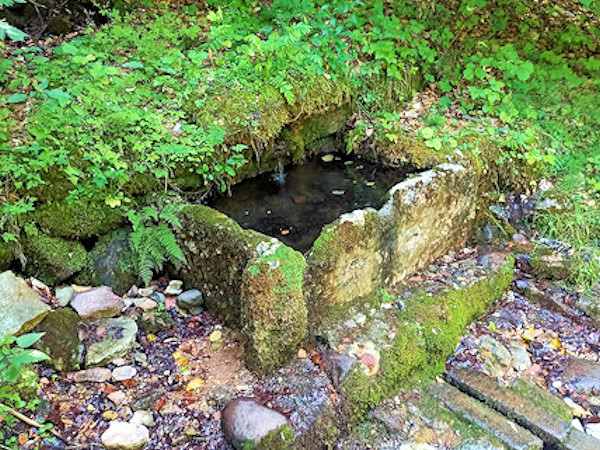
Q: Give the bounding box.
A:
[172,350,183,360]
[550,338,562,349]
[209,330,222,342]
[147,334,156,343]
[186,378,205,391]
[176,357,189,367]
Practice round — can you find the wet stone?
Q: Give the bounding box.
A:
[322,351,358,389]
[177,289,203,311]
[34,308,83,371]
[564,427,600,450]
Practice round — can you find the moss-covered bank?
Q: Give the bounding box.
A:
[340,256,514,420]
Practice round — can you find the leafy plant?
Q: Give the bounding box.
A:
[0,0,27,42]
[128,204,185,285]
[0,332,50,448]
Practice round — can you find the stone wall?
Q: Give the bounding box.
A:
[304,163,478,330]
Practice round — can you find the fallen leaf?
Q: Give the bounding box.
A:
[186,378,206,391]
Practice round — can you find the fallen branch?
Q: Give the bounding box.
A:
[0,402,67,444]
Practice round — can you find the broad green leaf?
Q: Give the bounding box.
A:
[16,332,45,348]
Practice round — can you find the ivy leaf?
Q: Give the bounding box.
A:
[6,93,28,103]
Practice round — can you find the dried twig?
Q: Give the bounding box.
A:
[0,402,67,444]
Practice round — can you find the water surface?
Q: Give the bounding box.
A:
[210,154,413,252]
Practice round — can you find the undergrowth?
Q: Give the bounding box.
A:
[0,0,599,283]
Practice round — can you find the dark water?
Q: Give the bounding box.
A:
[210,154,413,252]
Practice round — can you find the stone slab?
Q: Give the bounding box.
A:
[446,368,571,445]
[427,382,543,450]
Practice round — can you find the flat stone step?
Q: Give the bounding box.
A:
[446,367,600,449]
[427,382,543,450]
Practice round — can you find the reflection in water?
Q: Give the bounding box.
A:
[210,154,413,252]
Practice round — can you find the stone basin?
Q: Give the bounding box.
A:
[176,161,478,374]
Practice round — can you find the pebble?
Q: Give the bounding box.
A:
[297,349,307,359]
[130,410,155,427]
[72,368,112,383]
[149,292,166,304]
[165,280,183,296]
[138,299,158,311]
[108,391,127,406]
[177,289,203,308]
[55,286,75,307]
[112,365,137,382]
[102,410,119,421]
[209,330,222,342]
[101,421,150,450]
[138,286,156,297]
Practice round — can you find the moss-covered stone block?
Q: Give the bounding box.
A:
[86,228,137,295]
[176,205,309,374]
[30,199,124,240]
[24,233,88,284]
[305,164,478,331]
[340,256,514,420]
[241,243,307,375]
[176,205,266,327]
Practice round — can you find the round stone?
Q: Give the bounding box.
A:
[101,421,149,450]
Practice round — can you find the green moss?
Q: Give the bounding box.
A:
[0,240,15,271]
[24,233,88,285]
[255,425,294,450]
[30,199,124,240]
[241,243,308,375]
[342,256,514,420]
[513,379,573,422]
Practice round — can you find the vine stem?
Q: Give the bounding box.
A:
[0,402,68,444]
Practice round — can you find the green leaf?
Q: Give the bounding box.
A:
[6,93,28,103]
[515,61,534,81]
[122,61,143,69]
[15,332,45,348]
[420,127,435,139]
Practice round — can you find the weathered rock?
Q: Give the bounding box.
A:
[112,365,137,382]
[132,389,165,411]
[241,242,307,375]
[138,310,174,334]
[561,358,600,393]
[565,427,600,450]
[72,368,112,383]
[55,286,75,307]
[71,286,125,319]
[0,271,50,337]
[530,249,571,281]
[101,421,149,450]
[222,398,291,449]
[428,382,543,449]
[34,308,83,371]
[85,317,138,367]
[164,280,183,296]
[87,229,138,296]
[508,345,532,372]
